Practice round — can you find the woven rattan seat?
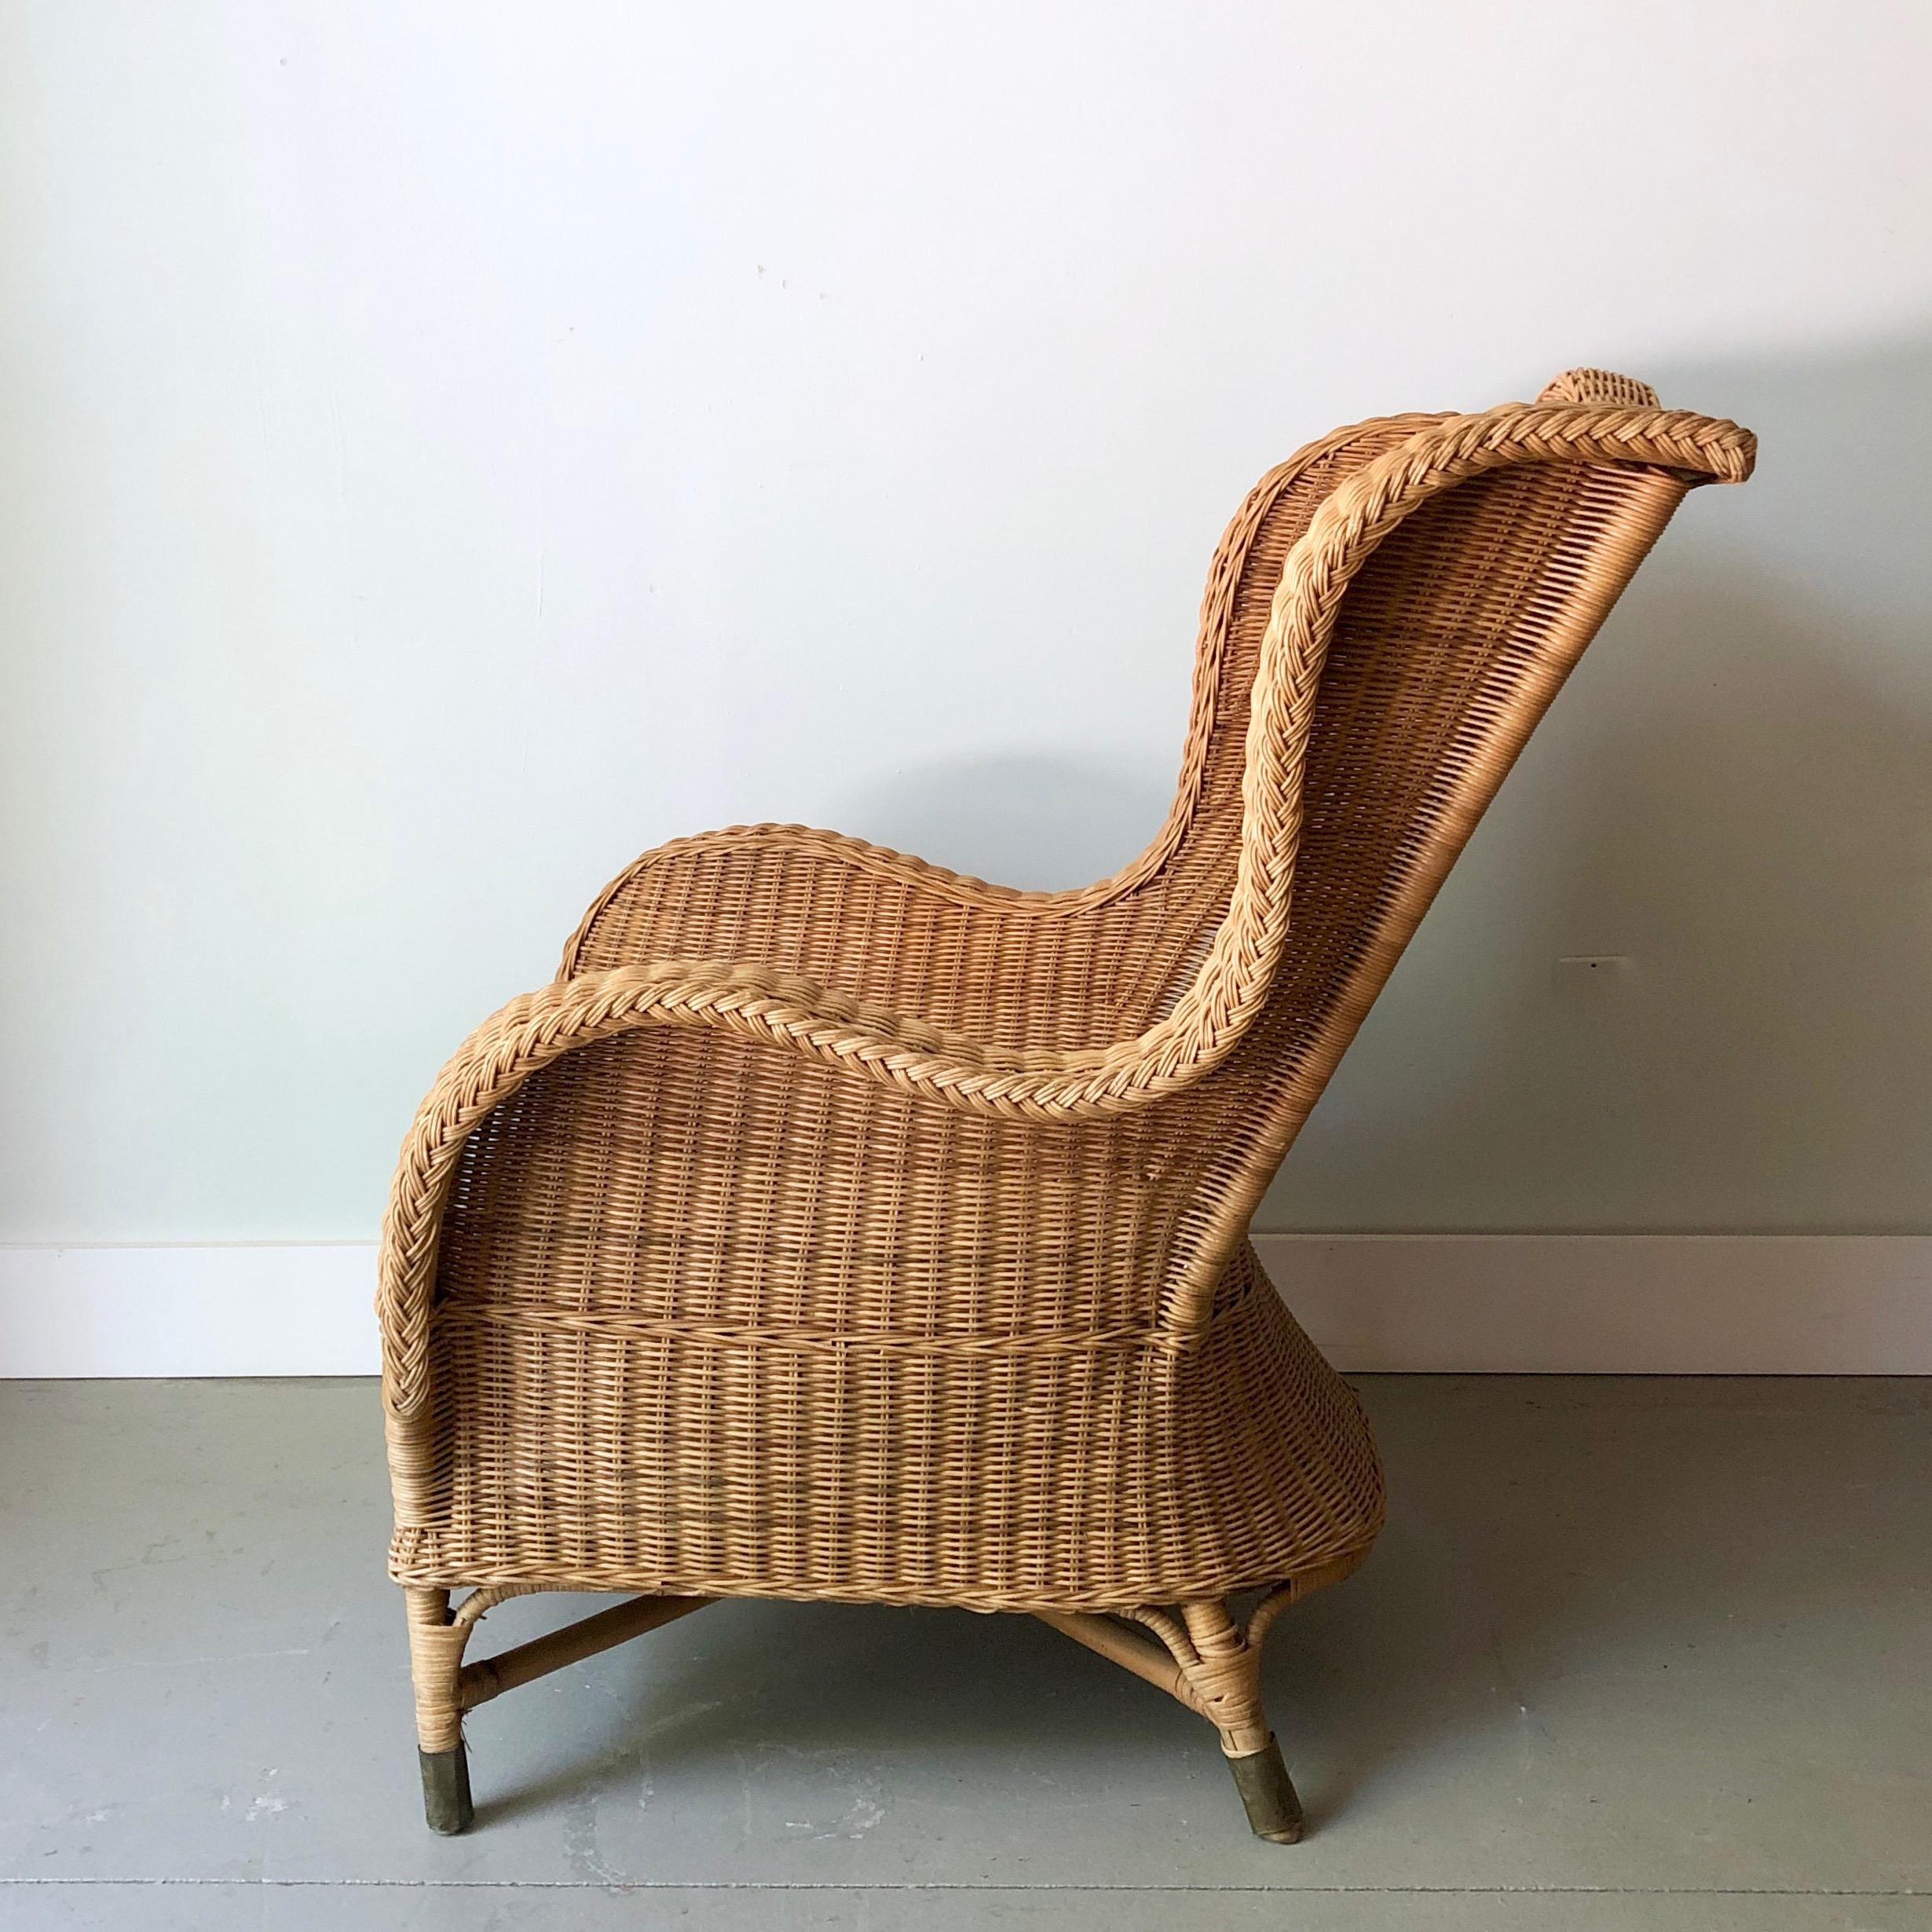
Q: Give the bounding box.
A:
[379,368,1754,1839]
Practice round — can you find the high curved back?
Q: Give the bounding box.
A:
[1143,371,1744,1291]
[1125,391,1751,1117]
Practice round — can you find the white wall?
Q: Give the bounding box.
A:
[4,0,1930,1258]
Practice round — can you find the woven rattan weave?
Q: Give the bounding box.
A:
[379,369,1755,1839]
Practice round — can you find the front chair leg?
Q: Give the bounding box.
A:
[1173,1600,1304,1844]
[405,1587,475,1835]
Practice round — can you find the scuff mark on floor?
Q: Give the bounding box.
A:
[245,1780,287,1821]
[761,1744,892,1839]
[561,1786,628,1885]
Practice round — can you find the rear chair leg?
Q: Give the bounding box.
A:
[1176,1600,1305,1844]
[405,1587,475,1835]
[1224,1733,1304,1843]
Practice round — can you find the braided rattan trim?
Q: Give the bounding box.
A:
[439,1301,1182,1356]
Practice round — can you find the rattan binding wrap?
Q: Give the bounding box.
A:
[379,371,1752,1833]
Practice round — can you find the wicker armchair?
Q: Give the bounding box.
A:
[379,369,1753,1840]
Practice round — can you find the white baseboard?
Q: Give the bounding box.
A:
[1,1235,1926,1378]
[0,1244,382,1378]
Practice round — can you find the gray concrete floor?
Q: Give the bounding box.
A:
[2,1376,1928,1930]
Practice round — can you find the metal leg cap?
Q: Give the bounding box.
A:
[1227,1736,1304,1844]
[419,1744,474,1835]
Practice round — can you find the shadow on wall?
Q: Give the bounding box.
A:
[835,752,1173,895]
[836,331,1932,1235]
[1272,330,1932,1235]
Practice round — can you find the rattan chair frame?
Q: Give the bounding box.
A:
[379,370,1754,1840]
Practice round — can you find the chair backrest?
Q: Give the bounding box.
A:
[1132,370,1753,1287]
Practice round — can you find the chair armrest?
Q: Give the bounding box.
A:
[376,956,1214,1427]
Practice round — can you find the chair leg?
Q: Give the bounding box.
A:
[1036,1593,1312,1842]
[405,1587,474,1835]
[1174,1600,1305,1844]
